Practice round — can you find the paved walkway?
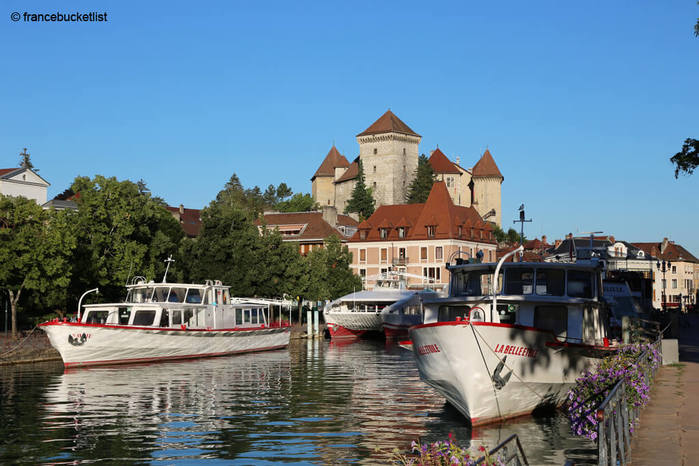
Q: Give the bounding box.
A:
[631,314,699,465]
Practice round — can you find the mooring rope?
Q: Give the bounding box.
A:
[0,325,39,359]
[469,322,503,420]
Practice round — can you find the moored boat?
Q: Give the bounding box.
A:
[409,246,616,426]
[40,278,290,368]
[324,272,424,339]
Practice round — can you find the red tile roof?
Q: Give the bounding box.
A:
[312,145,350,180]
[632,241,699,263]
[0,168,19,177]
[349,181,494,243]
[335,159,359,183]
[472,149,503,178]
[258,211,359,242]
[428,148,461,174]
[356,110,420,137]
[166,206,202,237]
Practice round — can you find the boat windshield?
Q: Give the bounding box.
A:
[452,270,502,297]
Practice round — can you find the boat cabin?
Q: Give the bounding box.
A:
[80,281,270,330]
[423,261,608,344]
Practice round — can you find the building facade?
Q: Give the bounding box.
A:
[311,110,504,226]
[633,239,698,310]
[0,167,50,205]
[257,206,358,256]
[347,181,497,290]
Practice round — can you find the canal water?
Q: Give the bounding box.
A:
[0,339,595,464]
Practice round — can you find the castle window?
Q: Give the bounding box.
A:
[403,148,406,155]
[373,148,377,155]
[373,182,377,189]
[380,228,389,239]
[420,247,428,261]
[446,177,454,188]
[427,225,436,238]
[435,246,443,261]
[359,249,367,263]
[373,165,376,173]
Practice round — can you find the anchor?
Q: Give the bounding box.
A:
[492,355,513,390]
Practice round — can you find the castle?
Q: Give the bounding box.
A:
[311,110,504,226]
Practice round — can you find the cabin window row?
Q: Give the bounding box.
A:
[453,268,596,298]
[83,307,266,327]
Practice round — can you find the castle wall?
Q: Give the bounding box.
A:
[312,176,335,207]
[334,178,356,214]
[473,176,502,226]
[356,133,419,206]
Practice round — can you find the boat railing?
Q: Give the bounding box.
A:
[595,328,666,466]
[475,433,529,465]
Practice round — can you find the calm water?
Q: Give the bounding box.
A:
[0,339,595,464]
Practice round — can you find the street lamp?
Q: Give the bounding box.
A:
[656,260,672,312]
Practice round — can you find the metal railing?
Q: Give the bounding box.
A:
[596,335,664,465]
[475,434,529,465]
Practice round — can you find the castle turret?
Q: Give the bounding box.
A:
[355,110,421,206]
[311,145,349,207]
[471,149,504,226]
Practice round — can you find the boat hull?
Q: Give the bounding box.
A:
[324,312,383,339]
[409,321,609,426]
[40,322,290,368]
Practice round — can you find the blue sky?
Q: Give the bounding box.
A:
[1,1,698,253]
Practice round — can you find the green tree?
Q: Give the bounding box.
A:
[406,154,435,203]
[0,196,76,336]
[670,138,699,178]
[69,176,183,303]
[344,160,375,220]
[18,148,35,170]
[276,193,318,212]
[303,235,362,301]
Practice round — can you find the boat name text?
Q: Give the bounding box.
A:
[417,344,441,355]
[494,344,537,358]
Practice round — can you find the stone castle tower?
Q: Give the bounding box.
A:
[311,110,504,226]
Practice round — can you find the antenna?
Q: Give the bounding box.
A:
[580,231,603,250]
[512,204,532,246]
[162,255,175,283]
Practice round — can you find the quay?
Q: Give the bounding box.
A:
[630,314,699,465]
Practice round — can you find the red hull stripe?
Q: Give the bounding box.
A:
[39,321,290,332]
[63,344,288,368]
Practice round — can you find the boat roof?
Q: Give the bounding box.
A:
[336,289,415,302]
[125,281,231,290]
[446,260,603,273]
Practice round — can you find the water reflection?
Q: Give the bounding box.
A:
[0,340,595,464]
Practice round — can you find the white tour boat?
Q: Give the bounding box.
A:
[40,277,291,368]
[409,246,616,426]
[324,272,436,339]
[380,290,440,339]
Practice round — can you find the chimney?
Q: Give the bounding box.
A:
[321,205,338,228]
[456,156,461,166]
[661,237,669,253]
[179,204,184,215]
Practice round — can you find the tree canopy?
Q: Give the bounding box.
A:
[69,175,184,302]
[344,160,375,220]
[492,225,526,245]
[406,154,435,203]
[0,195,76,336]
[670,138,699,178]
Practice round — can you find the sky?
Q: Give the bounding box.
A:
[1,1,698,254]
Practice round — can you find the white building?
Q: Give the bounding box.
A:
[0,167,50,205]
